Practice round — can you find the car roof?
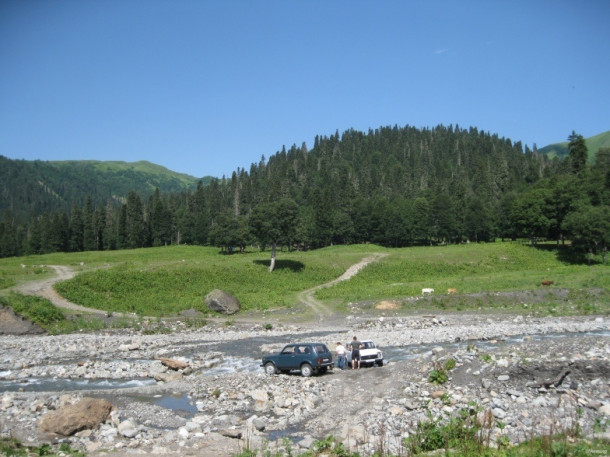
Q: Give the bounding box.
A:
[285,342,327,346]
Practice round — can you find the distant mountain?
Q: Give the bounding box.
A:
[538,130,610,163]
[0,157,210,223]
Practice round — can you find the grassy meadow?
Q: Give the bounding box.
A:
[0,242,608,323]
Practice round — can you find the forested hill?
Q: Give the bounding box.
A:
[13,123,610,259]
[538,130,610,163]
[0,157,206,223]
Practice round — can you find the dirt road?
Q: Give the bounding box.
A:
[297,253,387,319]
[11,255,388,321]
[12,265,108,316]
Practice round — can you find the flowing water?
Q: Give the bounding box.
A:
[1,330,607,413]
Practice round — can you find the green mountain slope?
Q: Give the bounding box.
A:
[0,157,209,223]
[538,130,610,163]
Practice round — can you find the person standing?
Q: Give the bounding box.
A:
[335,342,346,369]
[349,336,362,369]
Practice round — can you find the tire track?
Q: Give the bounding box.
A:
[297,253,388,320]
[13,265,110,316]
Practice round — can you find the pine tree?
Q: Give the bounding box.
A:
[568,131,587,175]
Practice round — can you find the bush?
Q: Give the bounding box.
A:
[444,358,457,371]
[429,368,449,384]
[1,293,64,326]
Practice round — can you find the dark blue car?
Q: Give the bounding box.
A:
[261,343,334,377]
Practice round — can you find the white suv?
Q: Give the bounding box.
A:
[347,340,383,367]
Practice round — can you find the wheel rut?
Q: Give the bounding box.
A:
[297,253,388,320]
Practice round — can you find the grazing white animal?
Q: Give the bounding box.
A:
[421,288,434,295]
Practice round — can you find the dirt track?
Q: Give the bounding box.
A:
[11,255,389,322]
[1,258,608,457]
[13,265,116,317]
[297,253,387,319]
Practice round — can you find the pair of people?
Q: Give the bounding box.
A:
[336,336,362,370]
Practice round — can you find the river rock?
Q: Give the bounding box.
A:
[219,428,242,439]
[39,397,112,436]
[118,419,139,438]
[204,289,241,315]
[252,418,266,431]
[154,371,183,383]
[158,357,189,370]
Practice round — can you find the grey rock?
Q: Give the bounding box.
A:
[204,289,241,315]
[252,418,266,431]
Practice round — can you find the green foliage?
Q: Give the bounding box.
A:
[568,131,588,175]
[429,368,449,384]
[0,156,201,227]
[317,242,609,311]
[538,129,610,163]
[404,410,486,455]
[480,354,493,363]
[562,204,610,263]
[1,242,608,322]
[50,245,350,316]
[0,438,85,456]
[444,358,457,371]
[1,293,64,326]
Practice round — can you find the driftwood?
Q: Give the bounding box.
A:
[532,369,571,388]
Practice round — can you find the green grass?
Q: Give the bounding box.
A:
[0,242,608,319]
[538,129,610,163]
[316,242,609,315]
[0,292,148,334]
[0,293,64,326]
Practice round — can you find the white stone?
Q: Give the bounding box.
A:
[118,420,139,438]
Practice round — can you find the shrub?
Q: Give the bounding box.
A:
[1,293,64,327]
[429,368,449,384]
[444,358,456,371]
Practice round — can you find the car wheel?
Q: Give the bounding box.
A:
[264,362,277,375]
[300,363,313,377]
[319,367,328,374]
[376,360,383,367]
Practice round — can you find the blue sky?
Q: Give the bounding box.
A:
[1,1,609,179]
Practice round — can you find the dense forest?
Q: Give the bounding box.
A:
[1,125,608,263]
[0,158,204,224]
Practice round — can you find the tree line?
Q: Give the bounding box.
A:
[1,125,608,265]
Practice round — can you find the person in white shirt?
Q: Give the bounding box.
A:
[335,342,346,369]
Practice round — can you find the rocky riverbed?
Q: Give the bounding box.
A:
[1,312,609,456]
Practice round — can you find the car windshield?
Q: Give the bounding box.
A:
[362,342,375,349]
[281,346,296,354]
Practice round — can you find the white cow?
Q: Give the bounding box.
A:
[421,288,434,296]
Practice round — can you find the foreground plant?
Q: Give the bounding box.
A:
[0,438,85,456]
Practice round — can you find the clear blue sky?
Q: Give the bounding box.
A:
[1,1,609,179]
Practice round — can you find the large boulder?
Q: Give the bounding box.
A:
[204,289,240,315]
[39,397,112,436]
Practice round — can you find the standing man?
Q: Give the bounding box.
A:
[335,342,346,370]
[349,336,362,370]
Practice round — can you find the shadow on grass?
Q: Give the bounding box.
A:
[529,243,602,265]
[253,259,305,272]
